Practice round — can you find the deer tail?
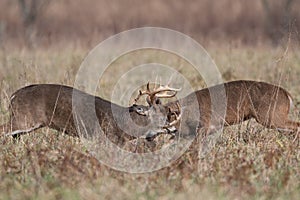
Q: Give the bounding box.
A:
[286,91,294,111]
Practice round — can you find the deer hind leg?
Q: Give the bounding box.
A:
[273,120,300,132]
[281,120,300,143]
[251,109,300,144]
[254,107,300,141]
[253,100,299,131]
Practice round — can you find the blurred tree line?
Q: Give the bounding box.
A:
[0,0,298,48]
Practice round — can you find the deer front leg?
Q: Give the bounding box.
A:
[197,124,223,159]
[0,116,44,138]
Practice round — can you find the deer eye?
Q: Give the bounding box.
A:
[135,107,147,116]
[136,107,144,112]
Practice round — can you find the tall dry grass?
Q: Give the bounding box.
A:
[0,44,300,199]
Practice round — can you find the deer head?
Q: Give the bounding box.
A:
[133,82,182,140]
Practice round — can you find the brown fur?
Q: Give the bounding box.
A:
[0,84,168,145]
[165,80,300,137]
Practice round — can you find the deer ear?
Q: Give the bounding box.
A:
[146,97,151,106]
[155,98,162,105]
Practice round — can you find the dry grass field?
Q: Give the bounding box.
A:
[1,0,300,199]
[0,44,299,200]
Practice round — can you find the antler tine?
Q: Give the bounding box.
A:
[164,102,182,128]
[133,90,142,104]
[154,76,159,91]
[151,85,181,98]
[167,112,182,127]
[133,82,151,104]
[146,82,151,93]
[156,91,177,98]
[157,84,181,91]
[159,77,162,90]
[166,74,173,87]
[133,82,181,105]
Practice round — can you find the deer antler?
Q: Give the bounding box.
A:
[134,82,181,105]
[164,102,182,128]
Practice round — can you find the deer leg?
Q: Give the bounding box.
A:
[255,111,300,143]
[262,119,300,132]
[5,123,44,137]
[254,107,300,131]
[282,120,300,131]
[1,117,45,138]
[282,120,300,143]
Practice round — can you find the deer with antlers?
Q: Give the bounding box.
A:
[0,84,181,145]
[134,80,300,142]
[133,82,182,140]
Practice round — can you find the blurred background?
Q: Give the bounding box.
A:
[0,0,300,49]
[1,0,300,98]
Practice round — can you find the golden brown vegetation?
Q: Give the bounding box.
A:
[0,45,299,199]
[0,0,300,199]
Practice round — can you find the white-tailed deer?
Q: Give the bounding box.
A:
[0,84,179,145]
[133,83,182,139]
[136,80,300,141]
